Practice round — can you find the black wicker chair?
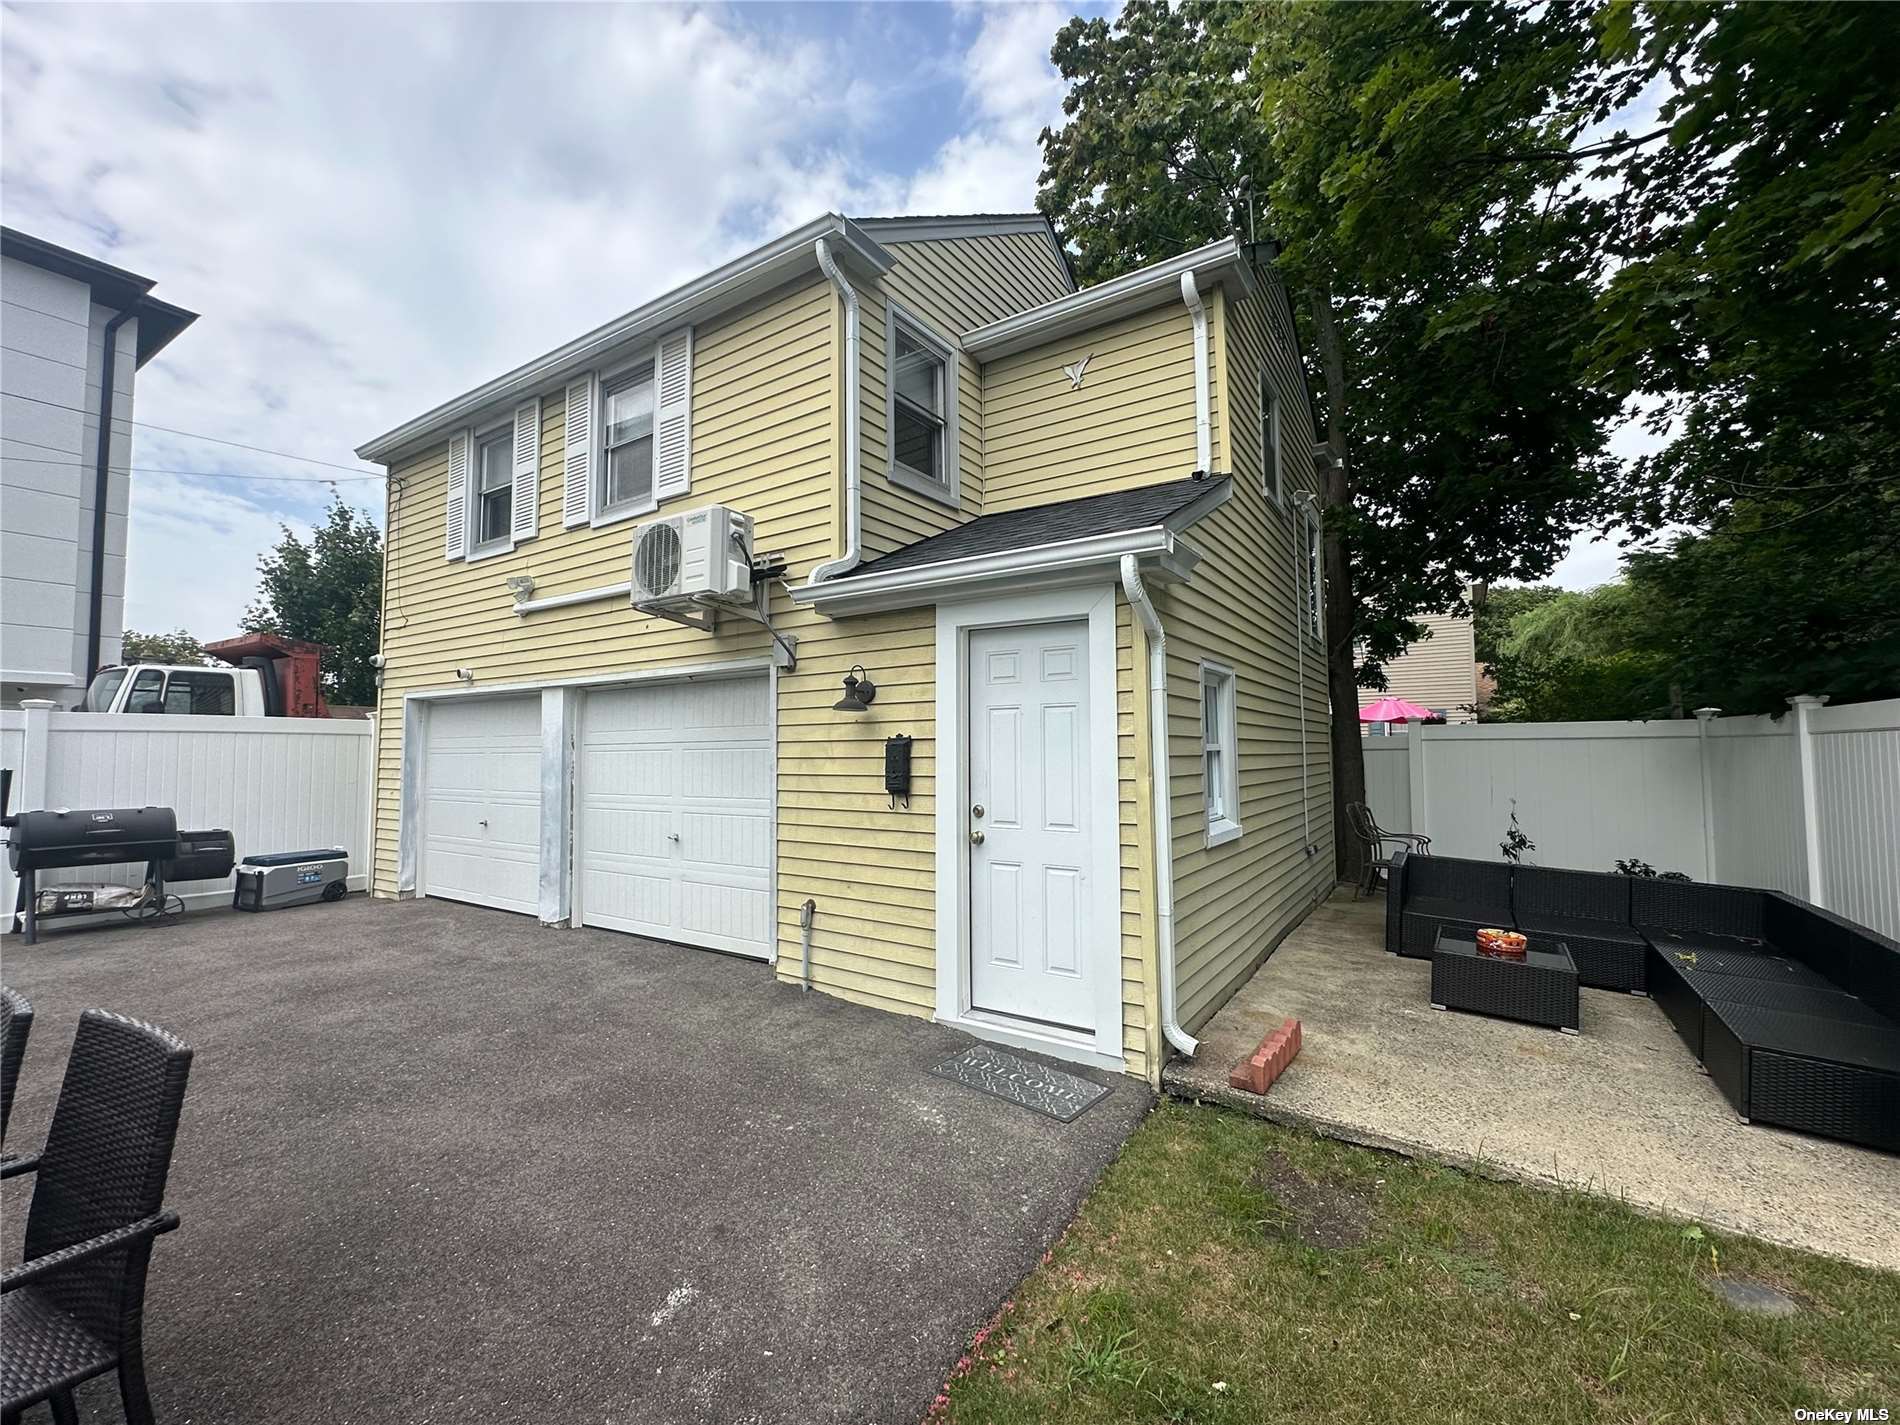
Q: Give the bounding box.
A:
[1345,803,1430,898]
[1,985,31,1154]
[1511,867,1649,993]
[1,1009,193,1425]
[1395,854,1513,958]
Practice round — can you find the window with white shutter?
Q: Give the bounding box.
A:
[444,430,469,560]
[471,424,514,554]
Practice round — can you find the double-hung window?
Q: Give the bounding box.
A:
[887,306,957,503]
[473,426,513,549]
[1261,373,1282,504]
[1303,511,1323,642]
[601,368,656,518]
[1201,662,1241,847]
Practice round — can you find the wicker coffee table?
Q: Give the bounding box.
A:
[1431,930,1581,1033]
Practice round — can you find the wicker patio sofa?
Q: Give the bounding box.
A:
[1386,852,1900,1152]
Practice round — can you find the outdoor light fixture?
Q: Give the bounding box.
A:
[833,664,878,714]
[505,574,537,603]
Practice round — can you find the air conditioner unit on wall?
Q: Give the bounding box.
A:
[630,505,755,608]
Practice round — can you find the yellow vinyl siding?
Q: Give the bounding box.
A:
[982,302,1202,512]
[1156,282,1335,1031]
[880,234,1071,337]
[372,276,944,1022]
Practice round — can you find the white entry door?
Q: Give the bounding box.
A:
[577,675,773,958]
[967,620,1096,1032]
[421,695,541,915]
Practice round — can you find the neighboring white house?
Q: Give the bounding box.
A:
[1,228,196,708]
[1359,599,1481,729]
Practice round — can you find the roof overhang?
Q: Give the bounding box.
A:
[962,237,1256,360]
[0,226,198,367]
[790,478,1231,618]
[356,213,893,465]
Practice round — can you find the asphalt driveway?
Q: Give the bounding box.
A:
[1,896,1150,1424]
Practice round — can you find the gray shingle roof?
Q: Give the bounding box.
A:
[837,475,1224,581]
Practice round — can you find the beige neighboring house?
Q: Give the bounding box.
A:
[1359,601,1481,728]
[356,213,1334,1085]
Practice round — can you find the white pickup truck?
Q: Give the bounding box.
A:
[76,633,333,717]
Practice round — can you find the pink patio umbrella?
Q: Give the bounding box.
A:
[1359,695,1436,723]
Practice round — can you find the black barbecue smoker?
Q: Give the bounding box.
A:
[1,768,233,945]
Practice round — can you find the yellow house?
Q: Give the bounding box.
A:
[356,213,1334,1085]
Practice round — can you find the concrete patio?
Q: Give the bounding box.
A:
[1166,888,1900,1272]
[2,897,1150,1424]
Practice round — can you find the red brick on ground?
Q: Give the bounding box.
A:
[1227,1016,1302,1095]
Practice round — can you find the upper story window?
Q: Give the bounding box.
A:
[886,303,958,506]
[1261,372,1282,504]
[473,426,513,549]
[602,369,656,517]
[1201,661,1241,847]
[1304,510,1323,642]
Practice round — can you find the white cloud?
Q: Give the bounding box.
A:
[1,1,1078,635]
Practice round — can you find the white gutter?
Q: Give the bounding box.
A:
[809,237,864,584]
[1121,553,1197,1058]
[1180,272,1212,472]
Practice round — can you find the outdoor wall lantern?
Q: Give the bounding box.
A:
[833,664,878,714]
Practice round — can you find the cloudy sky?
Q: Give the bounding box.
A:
[2,0,1626,639]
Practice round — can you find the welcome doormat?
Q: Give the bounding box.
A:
[929,1043,1111,1122]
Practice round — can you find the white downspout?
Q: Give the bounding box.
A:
[1180,271,1211,472]
[1122,553,1198,1058]
[809,237,863,583]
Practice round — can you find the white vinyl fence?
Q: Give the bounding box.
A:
[1364,695,1900,940]
[1,701,374,922]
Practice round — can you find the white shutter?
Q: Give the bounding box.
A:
[511,398,541,541]
[653,326,693,500]
[445,429,469,560]
[563,374,594,527]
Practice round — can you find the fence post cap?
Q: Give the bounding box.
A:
[1692,706,1722,721]
[1786,694,1831,710]
[17,699,58,710]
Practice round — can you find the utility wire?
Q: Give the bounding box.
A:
[2,451,382,483]
[3,388,384,477]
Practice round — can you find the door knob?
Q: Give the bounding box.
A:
[667,832,680,842]
[972,804,985,819]
[970,830,985,845]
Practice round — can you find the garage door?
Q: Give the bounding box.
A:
[577,675,772,958]
[421,696,541,915]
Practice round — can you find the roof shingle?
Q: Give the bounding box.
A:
[837,475,1224,581]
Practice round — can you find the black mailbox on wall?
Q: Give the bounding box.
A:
[884,734,913,808]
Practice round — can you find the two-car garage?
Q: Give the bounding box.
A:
[412,671,774,960]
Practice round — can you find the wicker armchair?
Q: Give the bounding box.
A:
[1,1009,193,1425]
[1344,802,1431,898]
[1,985,31,1153]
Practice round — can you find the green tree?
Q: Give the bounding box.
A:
[243,498,383,705]
[1039,0,1623,876]
[1472,585,1561,666]
[120,628,206,666]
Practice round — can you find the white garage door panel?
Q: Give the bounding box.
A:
[423,696,541,916]
[579,676,772,958]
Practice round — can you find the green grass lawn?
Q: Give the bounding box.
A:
[934,1102,1899,1424]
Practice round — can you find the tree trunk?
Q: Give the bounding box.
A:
[1308,284,1367,885]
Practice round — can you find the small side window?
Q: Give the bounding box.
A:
[1201,662,1241,847]
[1261,372,1281,504]
[600,368,656,518]
[885,304,959,505]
